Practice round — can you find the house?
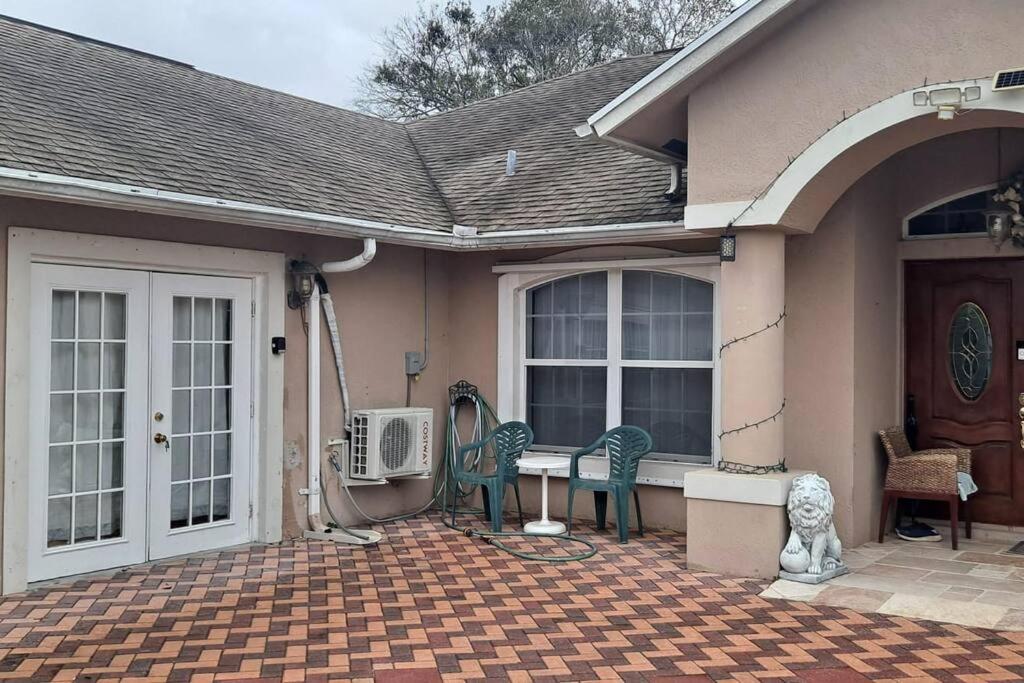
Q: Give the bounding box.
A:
[0,0,1021,593]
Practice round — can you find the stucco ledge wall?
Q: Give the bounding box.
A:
[683,470,807,579]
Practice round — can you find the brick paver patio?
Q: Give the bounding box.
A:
[1,514,1023,681]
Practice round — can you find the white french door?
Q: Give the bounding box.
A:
[148,273,253,560]
[27,265,254,582]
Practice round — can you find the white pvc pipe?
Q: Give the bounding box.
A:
[307,285,327,532]
[321,238,377,272]
[306,239,377,533]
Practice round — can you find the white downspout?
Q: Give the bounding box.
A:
[306,238,376,534]
[307,284,326,532]
[321,238,377,273]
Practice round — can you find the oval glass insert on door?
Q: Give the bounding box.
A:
[948,302,992,401]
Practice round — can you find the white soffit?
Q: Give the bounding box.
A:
[583,0,808,140]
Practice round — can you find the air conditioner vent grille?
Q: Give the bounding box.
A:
[380,417,412,472]
[345,408,433,480]
[351,414,369,477]
[994,68,1024,91]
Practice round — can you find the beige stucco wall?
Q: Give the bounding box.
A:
[446,241,715,532]
[686,0,1024,206]
[685,498,787,579]
[0,196,454,542]
[0,194,716,559]
[784,127,1024,545]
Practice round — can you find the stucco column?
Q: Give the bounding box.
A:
[719,230,786,466]
[684,229,796,580]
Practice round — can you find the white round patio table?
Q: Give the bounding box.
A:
[517,455,568,535]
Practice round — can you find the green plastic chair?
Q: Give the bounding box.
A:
[566,426,653,543]
[450,421,533,532]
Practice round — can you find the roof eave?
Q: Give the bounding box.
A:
[581,0,808,145]
[0,166,699,251]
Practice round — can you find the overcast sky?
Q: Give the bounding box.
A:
[0,1,488,109]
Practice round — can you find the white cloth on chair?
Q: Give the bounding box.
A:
[957,471,978,502]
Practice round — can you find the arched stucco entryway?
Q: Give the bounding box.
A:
[685,79,1024,234]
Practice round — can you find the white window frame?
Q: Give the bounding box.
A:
[495,251,721,488]
[901,184,996,241]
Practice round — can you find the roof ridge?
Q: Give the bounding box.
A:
[409,50,680,125]
[0,13,405,130]
[0,13,194,69]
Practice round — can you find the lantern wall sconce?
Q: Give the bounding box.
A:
[720,234,737,262]
[984,208,1013,250]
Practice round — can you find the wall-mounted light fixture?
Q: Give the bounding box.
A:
[720,234,737,262]
[984,208,1014,250]
[912,85,982,121]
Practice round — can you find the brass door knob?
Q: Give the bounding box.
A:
[153,433,168,448]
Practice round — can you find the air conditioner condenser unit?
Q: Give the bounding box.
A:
[348,407,433,480]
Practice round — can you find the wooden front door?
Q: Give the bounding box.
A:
[905,259,1024,526]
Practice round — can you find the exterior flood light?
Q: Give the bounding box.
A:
[720,234,736,262]
[928,87,963,106]
[911,85,982,121]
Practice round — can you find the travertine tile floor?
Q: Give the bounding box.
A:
[763,534,1024,631]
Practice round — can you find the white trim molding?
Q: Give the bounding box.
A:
[582,0,803,140]
[901,184,996,240]
[3,228,286,594]
[518,453,708,488]
[682,78,1024,233]
[684,468,810,506]
[0,166,691,251]
[495,249,722,488]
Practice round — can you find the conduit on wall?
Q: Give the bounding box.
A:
[304,239,380,543]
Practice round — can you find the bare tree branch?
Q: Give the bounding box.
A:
[356,0,734,120]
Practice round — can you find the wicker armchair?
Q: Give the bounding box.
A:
[877,426,971,549]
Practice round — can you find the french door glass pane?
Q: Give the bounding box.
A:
[622,368,713,461]
[526,366,606,448]
[622,271,713,361]
[47,289,128,547]
[527,273,607,359]
[170,296,234,529]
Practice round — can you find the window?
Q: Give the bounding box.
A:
[906,188,992,238]
[501,256,719,466]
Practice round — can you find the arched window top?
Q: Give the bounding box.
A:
[906,187,993,238]
[521,267,717,463]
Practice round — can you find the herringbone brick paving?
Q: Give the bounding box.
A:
[0,514,1022,682]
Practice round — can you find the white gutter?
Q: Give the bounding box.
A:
[306,240,376,534]
[0,166,694,249]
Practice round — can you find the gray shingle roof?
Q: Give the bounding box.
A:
[409,52,683,232]
[0,16,683,235]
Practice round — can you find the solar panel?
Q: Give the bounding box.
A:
[993,68,1024,91]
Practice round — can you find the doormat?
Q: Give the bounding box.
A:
[1008,541,1024,556]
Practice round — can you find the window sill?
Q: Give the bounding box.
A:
[516,451,712,489]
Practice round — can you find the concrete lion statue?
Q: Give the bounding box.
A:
[780,473,843,576]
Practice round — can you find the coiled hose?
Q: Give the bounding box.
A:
[325,384,597,562]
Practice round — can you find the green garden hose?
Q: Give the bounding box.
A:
[439,384,598,563]
[441,516,598,562]
[328,379,599,563]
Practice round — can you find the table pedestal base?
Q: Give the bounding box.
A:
[524,519,566,535]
